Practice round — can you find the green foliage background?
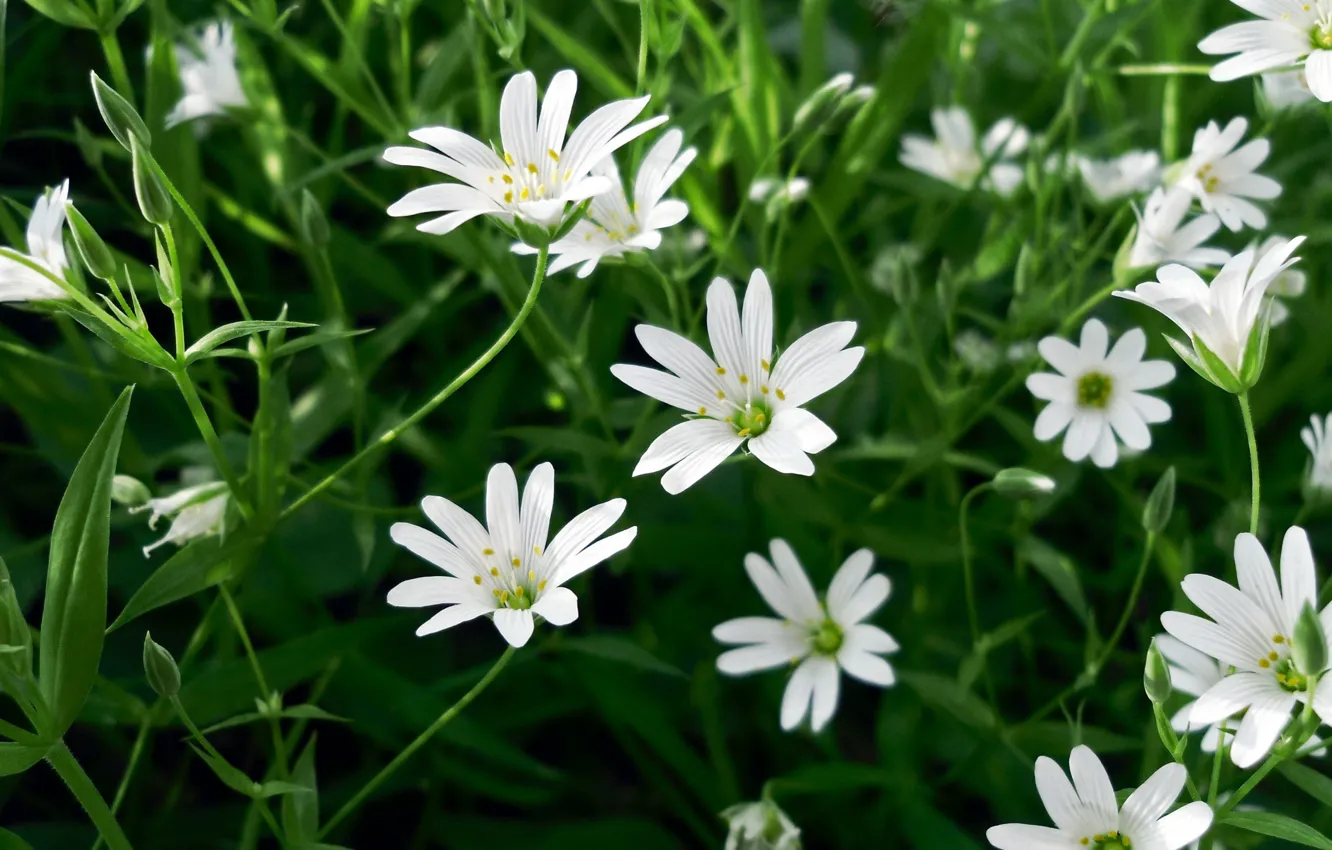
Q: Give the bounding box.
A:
[3,0,1332,847]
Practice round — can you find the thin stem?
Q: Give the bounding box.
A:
[1215,748,1282,819]
[636,0,650,96]
[959,483,997,710]
[98,30,135,103]
[281,246,549,521]
[1117,62,1213,76]
[162,222,185,360]
[171,370,253,519]
[1207,717,1229,809]
[318,645,517,840]
[218,585,288,778]
[90,716,153,850]
[46,742,135,850]
[1239,392,1261,535]
[1097,532,1157,670]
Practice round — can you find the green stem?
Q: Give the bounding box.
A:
[1097,532,1157,669]
[636,0,650,96]
[959,483,997,710]
[1215,748,1283,819]
[1207,717,1229,809]
[317,645,517,839]
[171,369,253,519]
[281,245,549,521]
[162,222,185,361]
[98,30,135,104]
[1118,62,1213,76]
[1239,392,1260,535]
[46,742,135,850]
[218,585,288,778]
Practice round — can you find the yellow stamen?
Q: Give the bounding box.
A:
[520,188,530,200]
[776,388,786,400]
[698,406,707,415]
[502,174,513,184]
[761,359,770,371]
[483,548,494,555]
[528,569,536,581]
[737,428,751,438]
[504,152,515,166]
[512,557,521,567]
[490,567,499,576]
[739,374,749,384]
[534,545,543,555]
[1269,651,1280,662]
[537,579,547,591]
[716,366,726,375]
[514,586,525,597]
[1274,635,1286,644]
[1260,658,1271,668]
[548,148,560,161]
[488,176,495,183]
[761,385,769,394]
[716,390,725,399]
[504,190,513,203]
[527,163,538,174]
[473,575,482,585]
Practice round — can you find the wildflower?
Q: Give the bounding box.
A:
[1026,319,1175,468]
[1262,69,1316,109]
[722,798,802,850]
[1161,527,1332,767]
[0,180,71,303]
[986,745,1212,850]
[954,328,1000,373]
[1175,118,1280,232]
[1076,150,1161,204]
[166,21,247,128]
[1157,634,1232,752]
[1255,235,1307,325]
[1301,413,1332,494]
[512,128,695,277]
[1126,186,1229,271]
[387,462,637,649]
[133,481,229,557]
[384,70,667,237]
[748,176,811,206]
[1198,0,1332,102]
[899,107,1028,196]
[713,541,897,733]
[611,269,863,494]
[1115,236,1304,390]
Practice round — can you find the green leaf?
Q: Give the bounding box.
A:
[900,671,997,730]
[282,735,320,844]
[109,532,262,631]
[0,742,50,777]
[258,780,316,799]
[771,762,893,795]
[1278,761,1332,808]
[198,703,350,735]
[1018,538,1090,623]
[23,0,95,28]
[0,827,35,849]
[188,742,260,798]
[1223,810,1332,849]
[37,387,133,737]
[559,636,685,678]
[184,320,315,363]
[271,329,372,360]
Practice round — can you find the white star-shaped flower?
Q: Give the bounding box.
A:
[167,21,247,128]
[0,179,71,303]
[1076,150,1161,205]
[1199,0,1332,101]
[721,799,801,850]
[611,269,864,493]
[1301,413,1332,494]
[899,107,1029,196]
[1174,118,1280,232]
[1263,68,1317,108]
[1127,186,1230,271]
[1254,234,1307,325]
[713,541,898,733]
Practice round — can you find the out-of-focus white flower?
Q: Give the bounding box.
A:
[1302,413,1332,494]
[721,799,802,850]
[1254,235,1307,325]
[714,541,898,733]
[133,481,229,557]
[748,176,810,206]
[166,21,247,128]
[899,107,1028,196]
[1076,150,1161,204]
[0,180,71,303]
[1174,118,1280,232]
[1128,186,1230,271]
[1026,319,1175,469]
[1198,0,1332,102]
[954,328,1000,373]
[1263,69,1317,108]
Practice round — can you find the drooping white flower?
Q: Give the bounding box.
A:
[1115,236,1305,388]
[166,21,247,128]
[1161,527,1332,768]
[384,70,668,236]
[1026,319,1175,469]
[0,180,71,303]
[1301,414,1332,494]
[1076,150,1161,204]
[1198,0,1332,101]
[899,107,1029,196]
[1263,69,1316,108]
[610,269,863,494]
[1254,235,1307,325]
[387,462,637,649]
[1174,118,1280,232]
[721,799,802,850]
[1157,633,1232,752]
[512,128,695,277]
[714,541,897,733]
[1127,186,1230,271]
[986,745,1212,850]
[132,481,229,557]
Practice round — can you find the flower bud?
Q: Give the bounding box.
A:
[299,189,329,248]
[1293,602,1329,678]
[1142,466,1176,533]
[65,203,118,282]
[91,71,151,153]
[0,558,32,681]
[131,138,173,226]
[992,468,1056,499]
[721,799,802,850]
[143,632,181,698]
[111,474,152,507]
[792,73,853,136]
[1144,638,1172,705]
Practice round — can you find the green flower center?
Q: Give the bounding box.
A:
[1311,22,1332,50]
[1077,371,1114,409]
[1275,656,1309,693]
[1081,830,1133,849]
[811,619,844,655]
[729,400,773,439]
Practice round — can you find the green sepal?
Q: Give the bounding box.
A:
[551,197,594,242]
[64,204,117,281]
[1239,306,1272,389]
[512,215,552,249]
[132,137,174,226]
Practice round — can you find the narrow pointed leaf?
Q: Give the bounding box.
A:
[282,735,319,843]
[185,320,315,363]
[1223,811,1332,849]
[109,532,262,631]
[0,742,49,777]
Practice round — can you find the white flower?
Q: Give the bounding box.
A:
[721,799,802,850]
[1026,319,1175,469]
[166,21,247,128]
[1263,69,1316,108]
[1175,118,1280,232]
[713,541,898,733]
[1157,633,1232,752]
[132,481,229,557]
[610,269,863,494]
[512,128,695,277]
[1161,527,1332,767]
[384,70,667,236]
[1198,0,1332,101]
[1255,235,1307,325]
[986,745,1213,850]
[1128,187,1230,271]
[1115,236,1304,383]
[899,107,1029,196]
[748,176,810,205]
[0,180,70,303]
[954,328,1000,373]
[1076,150,1161,204]
[1302,414,1332,493]
[387,462,637,649]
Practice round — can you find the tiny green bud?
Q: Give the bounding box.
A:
[512,214,552,249]
[143,631,181,698]
[65,203,118,281]
[992,468,1056,499]
[1293,602,1329,678]
[1142,466,1176,533]
[111,474,152,507]
[299,189,329,248]
[0,557,32,680]
[91,71,151,152]
[793,73,854,135]
[131,138,173,226]
[1144,638,1172,705]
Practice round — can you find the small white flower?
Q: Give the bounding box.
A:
[748,176,810,206]
[1263,69,1316,108]
[387,462,637,649]
[132,481,229,557]
[1174,118,1280,232]
[1026,319,1175,469]
[1128,186,1229,271]
[512,128,695,277]
[1157,633,1232,752]
[1076,150,1161,204]
[714,541,898,733]
[611,269,863,494]
[1161,527,1332,768]
[721,799,802,850]
[1301,413,1332,493]
[0,180,71,303]
[1198,0,1332,101]
[899,107,1029,196]
[385,70,667,236]
[167,21,247,128]
[954,328,1000,373]
[1255,234,1307,325]
[1115,236,1304,382]
[986,745,1212,850]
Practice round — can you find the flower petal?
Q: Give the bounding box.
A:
[808,656,841,732]
[531,585,578,626]
[416,603,491,637]
[837,649,896,687]
[493,608,536,648]
[836,573,891,625]
[780,658,818,730]
[748,428,815,476]
[826,549,875,620]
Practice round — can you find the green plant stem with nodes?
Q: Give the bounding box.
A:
[959,483,998,711]
[1239,392,1261,535]
[46,742,135,850]
[171,369,253,520]
[317,645,518,840]
[162,222,185,360]
[1098,531,1157,669]
[1117,63,1213,76]
[98,30,135,103]
[281,245,550,520]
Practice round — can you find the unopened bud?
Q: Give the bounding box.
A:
[91,71,151,153]
[1144,638,1172,705]
[111,474,152,507]
[65,203,118,282]
[1142,466,1176,533]
[793,73,854,135]
[143,631,181,697]
[722,799,802,850]
[1294,602,1329,678]
[992,468,1056,499]
[132,138,173,226]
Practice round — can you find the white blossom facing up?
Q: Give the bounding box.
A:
[1263,69,1316,108]
[986,745,1213,850]
[387,462,637,649]
[899,107,1029,196]
[1256,235,1307,325]
[1127,186,1229,271]
[1301,414,1332,495]
[611,269,863,494]
[512,128,695,277]
[1198,0,1332,101]
[1076,150,1161,205]
[166,21,247,128]
[721,799,802,850]
[384,70,668,237]
[0,180,71,303]
[713,541,898,733]
[1161,527,1332,768]
[1026,319,1175,469]
[132,481,229,557]
[1174,118,1280,232]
